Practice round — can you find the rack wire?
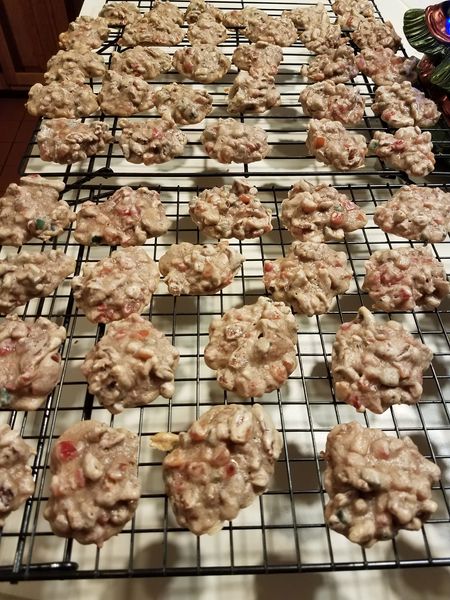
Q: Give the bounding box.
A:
[0,0,449,581]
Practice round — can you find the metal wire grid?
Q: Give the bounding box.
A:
[0,0,448,582]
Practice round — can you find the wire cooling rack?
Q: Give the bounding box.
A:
[0,0,449,582]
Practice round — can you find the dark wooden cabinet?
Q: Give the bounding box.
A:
[0,0,83,89]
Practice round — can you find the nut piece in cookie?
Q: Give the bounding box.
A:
[189,179,272,240]
[26,81,98,119]
[74,186,170,247]
[372,82,440,128]
[299,81,365,125]
[162,403,282,534]
[281,180,367,242]
[159,241,244,295]
[44,421,141,546]
[302,46,358,84]
[369,126,435,178]
[0,175,74,246]
[98,1,140,26]
[110,46,172,79]
[362,246,449,312]
[82,314,179,414]
[306,119,367,171]
[322,421,441,547]
[188,13,227,45]
[373,185,450,243]
[356,48,419,86]
[227,70,280,115]
[59,16,109,50]
[117,118,187,165]
[263,241,352,316]
[37,119,113,164]
[98,71,154,116]
[153,83,213,125]
[72,247,159,323]
[332,307,433,413]
[0,315,66,411]
[173,45,230,83]
[204,297,298,398]
[232,42,283,77]
[0,424,35,527]
[201,118,270,164]
[0,250,75,315]
[351,18,401,51]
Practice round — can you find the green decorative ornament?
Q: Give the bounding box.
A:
[404,2,450,90]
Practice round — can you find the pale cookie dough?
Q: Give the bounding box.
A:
[204,296,298,398]
[332,307,433,414]
[299,81,365,125]
[110,46,172,79]
[184,0,223,24]
[72,247,159,323]
[300,24,347,55]
[223,7,266,28]
[281,180,367,242]
[362,246,450,312]
[37,119,113,165]
[356,48,419,86]
[117,118,187,165]
[373,185,450,243]
[201,118,270,164]
[245,15,297,47]
[372,82,440,128]
[160,403,282,535]
[322,421,441,547]
[306,119,367,171]
[0,424,35,527]
[59,16,109,50]
[232,42,283,77]
[0,175,74,246]
[227,70,280,115]
[187,13,227,46]
[0,250,75,315]
[173,45,230,83]
[333,0,374,29]
[351,18,401,51]
[98,1,140,25]
[153,83,213,125]
[302,46,358,83]
[369,126,435,178]
[283,3,330,29]
[45,49,107,82]
[159,241,244,295]
[82,314,179,414]
[119,14,184,46]
[98,71,153,116]
[189,179,273,240]
[0,315,66,411]
[74,186,169,246]
[26,81,98,119]
[44,421,141,546]
[263,241,352,316]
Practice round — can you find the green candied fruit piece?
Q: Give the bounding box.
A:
[0,388,11,407]
[35,218,46,230]
[91,235,103,244]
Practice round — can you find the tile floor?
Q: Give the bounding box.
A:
[0,96,39,195]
